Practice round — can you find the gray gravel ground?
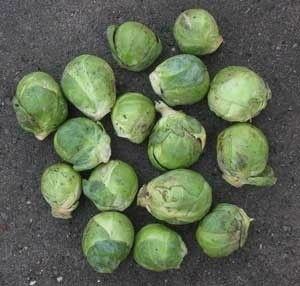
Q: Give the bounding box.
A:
[1,0,300,285]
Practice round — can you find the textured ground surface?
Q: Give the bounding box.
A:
[1,0,300,285]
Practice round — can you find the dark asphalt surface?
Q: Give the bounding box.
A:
[1,0,300,285]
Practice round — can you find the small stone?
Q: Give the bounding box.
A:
[26,201,31,205]
[57,276,63,283]
[29,281,36,286]
[259,243,263,249]
[292,43,298,48]
[97,280,101,283]
[282,225,292,232]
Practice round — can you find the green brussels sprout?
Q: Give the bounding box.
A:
[83,160,138,211]
[13,72,68,140]
[111,92,156,143]
[173,9,223,56]
[54,117,111,171]
[137,169,212,224]
[41,163,81,219]
[133,224,187,271]
[149,54,210,106]
[107,21,162,71]
[208,66,272,122]
[61,54,116,121]
[148,102,206,170]
[82,212,134,273]
[217,123,277,187]
[196,203,253,258]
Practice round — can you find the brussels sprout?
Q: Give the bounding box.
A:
[82,212,134,273]
[61,54,116,120]
[208,66,272,122]
[173,9,223,56]
[149,54,210,106]
[111,92,156,143]
[13,72,68,140]
[41,163,81,219]
[138,169,212,224]
[54,117,111,171]
[196,203,253,258]
[83,160,138,211]
[133,224,187,271]
[217,123,277,187]
[107,21,162,71]
[148,102,206,170]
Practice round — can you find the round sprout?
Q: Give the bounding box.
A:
[196,203,253,258]
[83,160,138,211]
[61,54,116,121]
[107,21,162,71]
[41,163,81,219]
[111,92,156,143]
[149,54,210,106]
[133,224,187,272]
[13,72,68,140]
[137,169,212,224]
[217,123,277,187]
[82,212,134,273]
[148,102,206,170]
[208,66,272,122]
[54,117,111,171]
[173,9,223,56]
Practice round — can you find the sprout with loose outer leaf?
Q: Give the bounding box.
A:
[41,163,81,219]
[148,101,206,170]
[54,117,111,171]
[111,92,156,143]
[61,54,116,120]
[208,66,272,122]
[137,169,212,224]
[217,123,277,187]
[107,21,162,71]
[196,203,253,258]
[82,212,134,273]
[133,224,187,271]
[149,54,210,106]
[173,9,223,56]
[13,72,68,140]
[83,160,138,211]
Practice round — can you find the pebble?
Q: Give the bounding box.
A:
[57,276,63,283]
[29,281,36,286]
[282,225,292,232]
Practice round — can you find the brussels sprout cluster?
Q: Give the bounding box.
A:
[13,7,277,274]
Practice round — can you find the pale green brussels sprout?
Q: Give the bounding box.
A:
[133,224,187,271]
[148,102,206,170]
[217,123,277,187]
[196,203,253,258]
[111,92,156,143]
[83,160,138,211]
[13,72,68,140]
[137,169,212,224]
[82,212,134,273]
[208,66,272,122]
[61,54,116,120]
[107,21,162,71]
[41,163,81,219]
[54,117,111,171]
[173,9,223,55]
[149,54,210,106]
